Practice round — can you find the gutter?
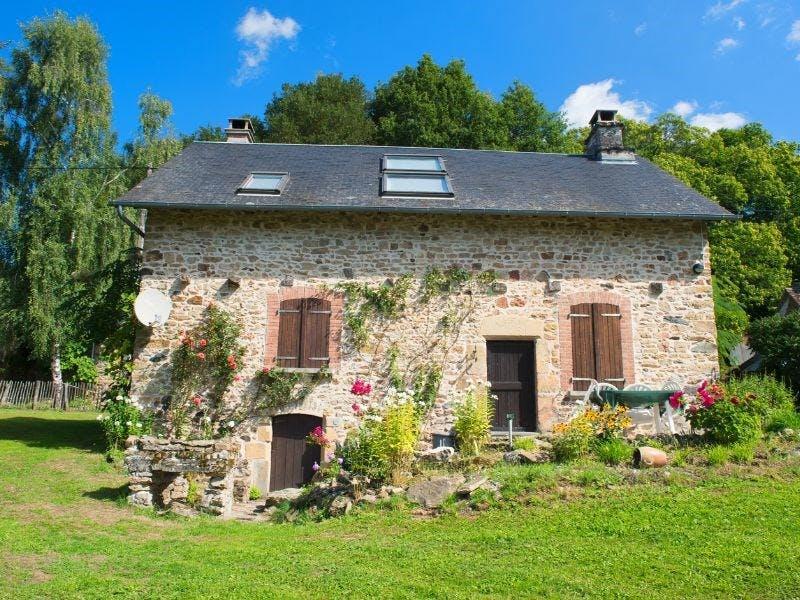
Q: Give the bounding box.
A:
[111,200,738,222]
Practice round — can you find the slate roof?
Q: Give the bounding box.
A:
[113,141,734,220]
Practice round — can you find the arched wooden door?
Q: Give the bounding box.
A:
[269,414,323,491]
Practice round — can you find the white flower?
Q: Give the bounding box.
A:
[96,414,103,421]
[203,416,211,423]
[227,421,235,427]
[135,422,143,428]
[114,421,120,426]
[485,381,492,388]
[115,395,124,402]
[125,421,132,427]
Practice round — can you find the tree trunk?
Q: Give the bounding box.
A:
[51,341,64,410]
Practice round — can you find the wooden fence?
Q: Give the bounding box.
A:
[0,380,104,411]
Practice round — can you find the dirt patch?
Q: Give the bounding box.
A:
[3,551,57,584]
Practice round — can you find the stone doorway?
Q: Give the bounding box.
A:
[269,414,323,491]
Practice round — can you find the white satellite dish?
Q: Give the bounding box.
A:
[134,289,173,327]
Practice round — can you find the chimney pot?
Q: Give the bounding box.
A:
[584,109,635,162]
[225,117,254,143]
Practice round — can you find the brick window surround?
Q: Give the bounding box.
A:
[558,291,635,390]
[265,286,344,370]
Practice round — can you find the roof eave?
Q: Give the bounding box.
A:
[111,199,737,221]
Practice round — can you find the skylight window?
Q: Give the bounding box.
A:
[237,172,289,195]
[380,154,453,197]
[383,155,444,172]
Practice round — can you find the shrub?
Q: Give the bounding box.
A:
[249,486,262,501]
[339,417,389,482]
[551,417,593,462]
[724,375,795,420]
[765,408,800,433]
[453,384,494,455]
[684,381,762,445]
[381,399,417,482]
[748,311,800,392]
[593,437,633,466]
[98,395,150,450]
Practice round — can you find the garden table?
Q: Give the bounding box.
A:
[595,389,678,434]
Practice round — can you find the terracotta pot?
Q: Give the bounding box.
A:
[633,446,668,468]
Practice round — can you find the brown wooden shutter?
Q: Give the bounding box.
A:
[570,303,595,391]
[300,297,331,368]
[276,299,302,368]
[592,303,624,386]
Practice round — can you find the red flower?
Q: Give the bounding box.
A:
[688,404,699,415]
[198,339,208,348]
[351,402,363,416]
[234,375,241,382]
[262,367,271,374]
[192,395,202,407]
[668,390,684,410]
[196,352,206,361]
[730,395,740,405]
[350,378,372,396]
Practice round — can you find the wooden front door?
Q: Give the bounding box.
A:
[269,414,322,491]
[487,341,536,431]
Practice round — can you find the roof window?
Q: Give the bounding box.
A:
[237,172,289,195]
[380,154,453,197]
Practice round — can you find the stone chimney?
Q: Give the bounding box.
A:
[225,118,254,143]
[584,109,635,162]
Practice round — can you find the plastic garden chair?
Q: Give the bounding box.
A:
[623,383,661,433]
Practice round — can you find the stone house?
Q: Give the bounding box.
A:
[114,110,733,494]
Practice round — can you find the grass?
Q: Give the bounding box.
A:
[2,409,800,599]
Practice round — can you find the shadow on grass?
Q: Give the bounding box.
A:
[84,484,129,503]
[0,416,104,452]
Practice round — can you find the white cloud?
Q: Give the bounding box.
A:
[733,16,746,30]
[715,37,740,55]
[233,7,300,85]
[690,112,747,130]
[670,100,698,117]
[796,53,800,61]
[705,0,746,20]
[788,20,800,44]
[634,22,647,36]
[559,79,653,127]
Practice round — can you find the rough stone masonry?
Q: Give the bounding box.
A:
[129,209,719,491]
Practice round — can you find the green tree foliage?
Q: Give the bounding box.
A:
[124,91,183,186]
[263,74,375,144]
[0,13,133,402]
[498,81,574,152]
[748,312,800,394]
[709,222,791,317]
[372,54,507,149]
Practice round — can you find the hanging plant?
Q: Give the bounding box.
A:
[252,365,331,412]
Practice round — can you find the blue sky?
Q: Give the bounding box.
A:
[3,0,800,143]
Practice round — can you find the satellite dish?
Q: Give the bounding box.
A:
[134,289,173,327]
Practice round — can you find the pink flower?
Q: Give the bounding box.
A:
[198,339,208,348]
[350,378,372,396]
[688,404,699,415]
[668,391,684,410]
[233,375,241,382]
[312,461,320,472]
[697,380,708,392]
[196,352,206,361]
[699,390,715,408]
[192,395,202,407]
[351,402,363,416]
[337,457,344,465]
[262,367,271,374]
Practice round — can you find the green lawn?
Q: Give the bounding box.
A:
[1,409,800,599]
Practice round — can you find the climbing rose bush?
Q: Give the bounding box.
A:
[350,378,372,396]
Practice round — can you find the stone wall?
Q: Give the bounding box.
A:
[124,436,246,516]
[129,209,719,491]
